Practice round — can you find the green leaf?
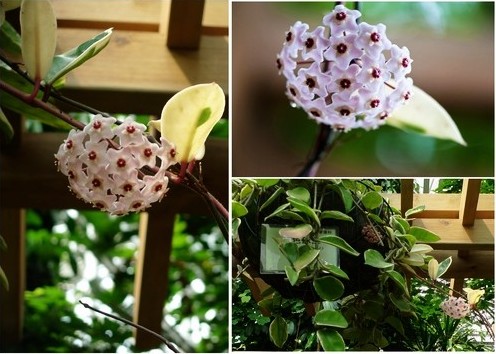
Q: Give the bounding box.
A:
[274,210,306,222]
[436,256,452,278]
[284,265,300,286]
[20,0,57,80]
[45,28,113,84]
[232,201,248,218]
[399,253,425,266]
[287,197,320,226]
[392,215,410,234]
[388,85,466,146]
[320,210,354,222]
[314,309,348,328]
[209,118,228,138]
[282,242,299,263]
[320,235,359,257]
[269,316,288,348]
[330,184,353,212]
[385,316,405,337]
[255,179,279,187]
[364,249,394,270]
[389,293,412,313]
[279,224,312,239]
[409,243,433,254]
[405,205,425,218]
[286,187,310,204]
[313,276,344,301]
[0,266,8,291]
[317,329,345,351]
[409,226,441,242]
[320,263,349,280]
[294,248,320,271]
[0,21,22,57]
[361,191,383,210]
[387,270,409,295]
[0,107,14,143]
[264,202,290,221]
[260,186,284,211]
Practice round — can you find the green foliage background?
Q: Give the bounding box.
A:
[6,210,227,353]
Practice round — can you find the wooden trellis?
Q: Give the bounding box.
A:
[0,0,228,350]
[240,179,494,311]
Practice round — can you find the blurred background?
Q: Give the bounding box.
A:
[232,2,494,177]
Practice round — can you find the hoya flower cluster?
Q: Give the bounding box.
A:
[276,4,413,131]
[440,296,470,319]
[55,115,176,215]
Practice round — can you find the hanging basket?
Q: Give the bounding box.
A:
[237,182,387,303]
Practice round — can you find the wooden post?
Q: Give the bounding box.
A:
[460,179,481,227]
[0,209,26,350]
[400,179,414,217]
[133,210,176,350]
[167,0,205,50]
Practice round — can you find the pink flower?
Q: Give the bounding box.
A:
[440,296,470,319]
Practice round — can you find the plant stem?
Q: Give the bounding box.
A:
[79,300,180,353]
[0,79,85,130]
[297,125,342,177]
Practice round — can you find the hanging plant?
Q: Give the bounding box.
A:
[232,179,456,350]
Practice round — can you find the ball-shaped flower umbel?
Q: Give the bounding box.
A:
[55,115,176,215]
[277,4,413,132]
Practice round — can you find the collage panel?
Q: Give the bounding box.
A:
[232,178,495,351]
[232,2,494,177]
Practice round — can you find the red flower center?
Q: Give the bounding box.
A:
[66,140,73,149]
[154,184,163,192]
[305,78,316,88]
[370,32,380,42]
[93,121,102,129]
[88,151,97,160]
[305,38,314,49]
[123,184,133,192]
[336,43,347,54]
[339,108,351,116]
[372,68,381,79]
[402,58,409,68]
[92,179,101,187]
[126,125,136,134]
[144,148,153,157]
[340,79,351,89]
[117,158,126,168]
[336,12,346,21]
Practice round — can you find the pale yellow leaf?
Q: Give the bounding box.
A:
[20,0,57,80]
[388,86,466,146]
[279,224,313,239]
[427,258,438,280]
[463,287,485,306]
[157,82,225,162]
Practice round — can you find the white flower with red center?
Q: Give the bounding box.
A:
[440,296,470,319]
[277,4,413,132]
[55,114,175,215]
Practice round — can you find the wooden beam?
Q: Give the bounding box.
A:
[0,209,26,349]
[460,179,482,226]
[133,210,175,350]
[413,218,494,251]
[167,0,205,49]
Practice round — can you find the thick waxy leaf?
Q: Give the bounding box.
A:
[260,186,284,211]
[409,226,441,242]
[264,202,290,221]
[405,205,425,218]
[464,287,485,306]
[321,263,349,280]
[428,258,439,280]
[255,179,279,187]
[294,248,320,271]
[385,316,405,336]
[0,21,22,58]
[361,191,383,210]
[286,187,310,203]
[284,265,299,286]
[314,309,348,328]
[436,256,452,279]
[287,197,320,226]
[269,316,288,348]
[320,235,359,256]
[232,201,248,218]
[364,249,394,270]
[0,107,14,143]
[150,83,225,162]
[20,0,57,80]
[388,85,466,146]
[387,270,409,295]
[400,253,425,266]
[313,276,344,301]
[279,224,312,239]
[389,293,412,312]
[45,28,112,84]
[409,243,433,254]
[317,329,345,351]
[0,0,21,26]
[320,210,354,222]
[330,184,353,212]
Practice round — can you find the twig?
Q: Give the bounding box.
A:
[79,300,181,353]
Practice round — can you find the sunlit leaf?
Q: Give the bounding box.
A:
[320,210,354,222]
[286,187,310,204]
[287,197,320,226]
[20,0,57,80]
[294,248,320,271]
[364,249,394,270]
[464,287,485,306]
[361,191,383,210]
[405,205,425,218]
[150,82,225,162]
[232,201,248,218]
[284,265,299,286]
[321,263,349,280]
[255,179,279,187]
[428,258,439,280]
[436,256,452,278]
[388,86,466,146]
[279,224,312,239]
[45,28,113,85]
[264,202,290,221]
[409,243,433,254]
[409,226,441,242]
